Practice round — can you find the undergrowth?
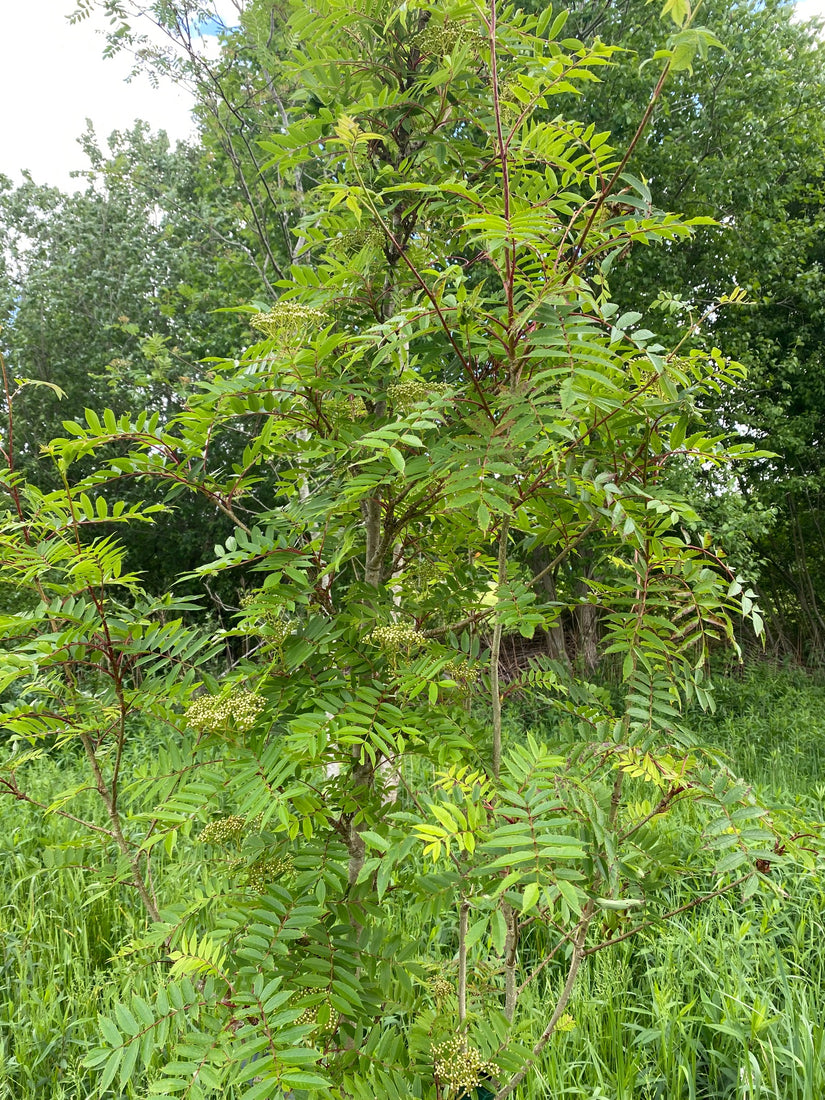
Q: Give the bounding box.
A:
[1,665,823,1098]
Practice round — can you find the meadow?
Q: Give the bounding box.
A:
[1,665,823,1100]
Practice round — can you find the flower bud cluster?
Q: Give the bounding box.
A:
[428,974,453,1000]
[250,303,328,342]
[442,661,479,685]
[240,594,292,643]
[498,80,529,126]
[415,21,470,58]
[266,619,291,646]
[246,854,295,892]
[388,380,449,410]
[291,994,333,1032]
[432,1036,498,1095]
[333,227,383,256]
[441,661,479,698]
[415,559,443,586]
[295,1004,319,1028]
[326,394,368,423]
[366,623,427,656]
[200,815,246,845]
[185,689,265,734]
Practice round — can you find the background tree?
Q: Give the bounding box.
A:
[0,122,268,593]
[562,0,825,658]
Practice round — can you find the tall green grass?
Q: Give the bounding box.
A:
[528,874,825,1099]
[693,665,825,798]
[0,665,823,1097]
[524,665,825,1099]
[0,757,162,1099]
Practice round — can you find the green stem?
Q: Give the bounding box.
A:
[458,898,469,1025]
[491,516,509,780]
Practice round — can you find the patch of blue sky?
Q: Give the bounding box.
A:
[193,14,238,37]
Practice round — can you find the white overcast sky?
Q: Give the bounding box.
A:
[0,1,234,190]
[1,0,824,191]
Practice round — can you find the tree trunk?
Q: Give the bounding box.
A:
[529,547,570,666]
[574,547,599,674]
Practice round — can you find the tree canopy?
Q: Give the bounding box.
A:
[60,0,825,657]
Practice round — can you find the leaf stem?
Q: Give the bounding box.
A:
[491,516,509,780]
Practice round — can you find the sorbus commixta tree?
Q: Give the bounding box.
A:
[1,1,793,1096]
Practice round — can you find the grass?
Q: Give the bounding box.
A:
[693,665,825,798]
[524,664,825,1099]
[0,664,823,1098]
[529,874,825,1099]
[0,758,162,1099]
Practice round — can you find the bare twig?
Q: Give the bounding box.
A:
[583,873,753,957]
[502,900,518,1021]
[494,903,593,1100]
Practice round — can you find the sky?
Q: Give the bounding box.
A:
[0,1,232,190]
[797,0,825,18]
[1,0,824,192]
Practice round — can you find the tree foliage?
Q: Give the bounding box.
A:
[563,0,825,657]
[0,123,265,591]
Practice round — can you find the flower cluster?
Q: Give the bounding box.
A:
[250,303,328,343]
[185,689,265,734]
[497,80,530,127]
[292,1000,324,1029]
[240,594,293,644]
[415,20,470,59]
[332,226,383,257]
[428,974,453,1000]
[200,815,246,845]
[246,854,295,892]
[326,394,368,424]
[366,623,427,656]
[388,379,449,410]
[262,618,291,646]
[414,559,443,587]
[442,661,479,686]
[432,1035,498,1096]
[296,1004,318,1027]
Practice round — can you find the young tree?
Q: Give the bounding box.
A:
[79,0,825,662]
[1,1,795,1097]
